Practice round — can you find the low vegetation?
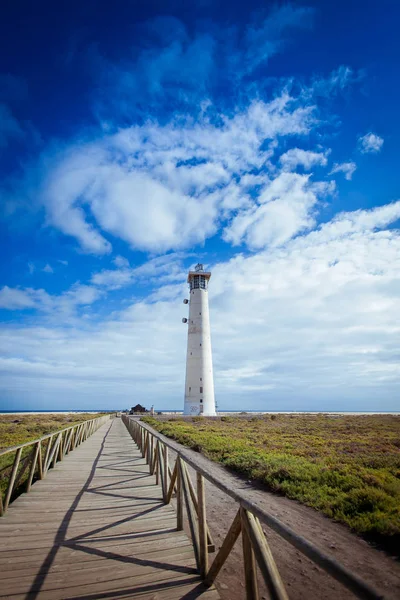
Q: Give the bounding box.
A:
[0,413,107,501]
[143,414,400,553]
[0,413,106,451]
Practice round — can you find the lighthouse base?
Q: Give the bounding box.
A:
[183,401,216,417]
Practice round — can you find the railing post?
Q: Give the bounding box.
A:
[26,441,40,492]
[38,441,43,480]
[143,432,149,462]
[205,509,242,587]
[176,457,183,531]
[149,435,154,471]
[58,431,64,461]
[166,461,178,504]
[155,442,160,484]
[163,445,169,503]
[180,462,200,570]
[51,433,62,469]
[241,507,259,600]
[4,448,22,512]
[197,472,208,578]
[241,510,289,600]
[43,435,53,477]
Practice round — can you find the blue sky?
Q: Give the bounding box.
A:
[1,0,399,411]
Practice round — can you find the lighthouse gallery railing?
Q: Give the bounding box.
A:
[122,415,383,600]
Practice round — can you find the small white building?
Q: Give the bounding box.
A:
[182,264,216,416]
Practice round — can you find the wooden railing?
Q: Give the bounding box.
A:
[123,416,384,600]
[0,414,112,516]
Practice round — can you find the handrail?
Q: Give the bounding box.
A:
[122,415,384,600]
[0,414,113,516]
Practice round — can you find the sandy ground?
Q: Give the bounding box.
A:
[151,428,400,600]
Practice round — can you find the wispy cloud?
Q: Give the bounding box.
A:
[279,148,329,171]
[300,66,365,101]
[91,7,314,123]
[91,253,186,291]
[358,132,384,154]
[0,103,24,149]
[329,161,357,180]
[42,264,54,273]
[0,283,102,317]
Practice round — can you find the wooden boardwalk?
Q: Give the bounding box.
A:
[0,418,219,600]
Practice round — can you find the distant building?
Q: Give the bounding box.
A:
[129,404,148,414]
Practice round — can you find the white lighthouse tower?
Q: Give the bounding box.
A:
[182,264,216,416]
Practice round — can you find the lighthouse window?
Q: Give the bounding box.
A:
[200,387,203,393]
[189,387,191,392]
[190,275,207,290]
[200,398,203,403]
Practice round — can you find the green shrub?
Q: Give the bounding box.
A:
[145,413,400,551]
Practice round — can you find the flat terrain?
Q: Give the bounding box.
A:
[143,414,400,554]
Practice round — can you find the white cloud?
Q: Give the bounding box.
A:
[42,264,54,273]
[309,201,400,243]
[91,268,133,290]
[329,161,357,180]
[32,93,317,255]
[91,253,187,291]
[223,173,335,249]
[0,283,102,316]
[0,287,36,310]
[280,148,328,171]
[113,255,130,268]
[358,132,384,154]
[1,200,399,411]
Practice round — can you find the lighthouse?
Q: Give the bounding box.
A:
[182,264,216,416]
